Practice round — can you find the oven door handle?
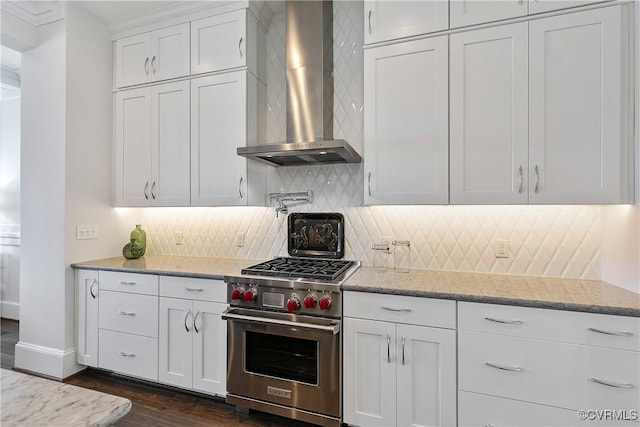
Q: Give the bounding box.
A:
[222,310,340,335]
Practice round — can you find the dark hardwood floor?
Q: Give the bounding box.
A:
[1,318,315,427]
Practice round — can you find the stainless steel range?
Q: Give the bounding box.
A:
[223,213,359,427]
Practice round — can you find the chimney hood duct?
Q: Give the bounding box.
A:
[237,1,362,167]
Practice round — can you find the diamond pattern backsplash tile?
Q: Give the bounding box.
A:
[141,1,602,280]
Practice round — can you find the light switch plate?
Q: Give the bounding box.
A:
[76,224,99,240]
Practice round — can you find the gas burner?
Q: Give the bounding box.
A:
[241,257,354,281]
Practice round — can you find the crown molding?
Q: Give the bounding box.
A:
[1,1,65,26]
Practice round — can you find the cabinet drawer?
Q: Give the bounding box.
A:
[343,291,455,329]
[459,302,640,351]
[458,391,637,427]
[99,290,158,338]
[459,331,640,412]
[99,329,158,381]
[100,271,158,295]
[159,276,226,302]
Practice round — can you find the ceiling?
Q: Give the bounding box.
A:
[76,1,184,25]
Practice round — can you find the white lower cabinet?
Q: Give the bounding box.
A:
[76,270,228,397]
[96,272,159,381]
[76,269,99,367]
[343,292,457,427]
[158,276,227,396]
[458,302,640,426]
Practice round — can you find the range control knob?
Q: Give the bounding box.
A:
[303,294,317,309]
[318,295,332,310]
[243,288,257,302]
[287,296,301,312]
[230,288,244,301]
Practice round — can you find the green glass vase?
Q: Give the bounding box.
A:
[130,224,147,256]
[122,239,144,259]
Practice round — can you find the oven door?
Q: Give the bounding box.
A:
[223,308,341,417]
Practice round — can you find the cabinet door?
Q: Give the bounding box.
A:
[364,36,449,205]
[191,10,246,75]
[343,318,396,427]
[529,6,628,203]
[191,71,248,206]
[396,324,457,427]
[364,1,448,45]
[529,0,611,15]
[114,87,152,207]
[450,23,528,204]
[450,0,527,28]
[115,32,151,88]
[192,301,227,396]
[151,23,190,82]
[151,81,190,206]
[76,270,99,367]
[158,297,193,389]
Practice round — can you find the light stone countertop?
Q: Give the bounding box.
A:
[71,255,640,317]
[1,369,131,426]
[343,266,640,317]
[71,254,262,280]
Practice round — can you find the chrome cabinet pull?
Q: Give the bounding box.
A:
[518,166,524,194]
[118,310,136,316]
[119,281,136,286]
[382,306,412,312]
[401,336,406,366]
[485,362,523,372]
[144,57,149,76]
[151,55,157,74]
[144,182,149,200]
[239,37,244,57]
[119,351,136,357]
[89,279,97,299]
[587,327,633,337]
[185,310,192,332]
[387,333,391,363]
[534,165,540,194]
[194,310,201,333]
[185,287,204,292]
[368,10,372,34]
[367,172,372,196]
[239,177,244,199]
[485,317,523,325]
[588,377,634,389]
[151,181,157,200]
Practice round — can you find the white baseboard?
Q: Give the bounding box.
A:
[14,341,83,380]
[0,301,19,320]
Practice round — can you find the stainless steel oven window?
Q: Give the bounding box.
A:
[245,331,319,385]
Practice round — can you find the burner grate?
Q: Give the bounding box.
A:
[241,257,354,281]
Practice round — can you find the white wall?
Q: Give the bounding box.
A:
[15,3,140,379]
[16,17,68,377]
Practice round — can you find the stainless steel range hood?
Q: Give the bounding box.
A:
[237,1,362,167]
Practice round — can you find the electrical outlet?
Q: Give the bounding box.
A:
[175,232,184,245]
[236,232,246,248]
[76,224,99,240]
[495,239,510,258]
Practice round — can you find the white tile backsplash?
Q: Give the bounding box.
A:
[141,1,604,281]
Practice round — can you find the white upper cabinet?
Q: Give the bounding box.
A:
[115,81,191,207]
[451,0,610,28]
[191,9,263,77]
[191,71,265,206]
[450,23,529,204]
[450,1,527,28]
[115,23,190,88]
[364,1,448,45]
[364,36,449,205]
[529,6,630,204]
